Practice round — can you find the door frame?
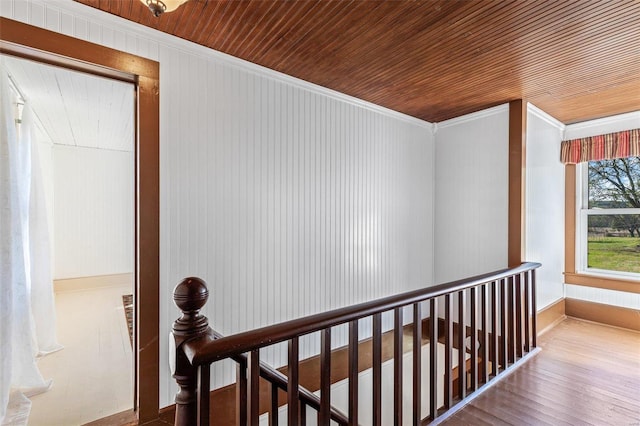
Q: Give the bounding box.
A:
[0,17,160,423]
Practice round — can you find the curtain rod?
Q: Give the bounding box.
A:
[7,73,26,103]
[5,69,56,143]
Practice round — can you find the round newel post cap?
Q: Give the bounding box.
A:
[173,277,209,313]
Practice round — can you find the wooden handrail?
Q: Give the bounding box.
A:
[171,277,351,426]
[209,329,350,425]
[171,262,541,425]
[184,262,541,367]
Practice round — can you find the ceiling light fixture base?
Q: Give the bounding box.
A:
[140,0,188,17]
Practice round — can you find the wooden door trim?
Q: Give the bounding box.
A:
[0,17,160,423]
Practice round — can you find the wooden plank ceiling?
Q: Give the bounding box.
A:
[4,54,134,151]
[75,0,640,124]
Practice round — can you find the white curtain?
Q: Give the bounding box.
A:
[1,65,61,425]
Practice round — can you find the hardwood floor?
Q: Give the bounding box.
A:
[28,280,133,425]
[442,318,640,425]
[78,315,639,426]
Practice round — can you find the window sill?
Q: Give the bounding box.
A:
[564,272,640,294]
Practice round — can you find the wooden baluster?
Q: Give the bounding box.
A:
[349,320,359,425]
[300,404,306,426]
[429,298,438,421]
[531,269,538,347]
[491,281,498,377]
[288,337,300,426]
[501,278,509,370]
[523,271,531,353]
[413,303,422,426]
[458,290,466,400]
[444,294,452,408]
[373,313,382,426]
[394,308,403,426]
[270,383,279,426]
[198,364,210,426]
[515,274,523,359]
[319,328,332,425]
[248,350,260,426]
[470,287,478,392]
[508,276,515,364]
[236,359,248,426]
[172,277,211,426]
[481,283,489,384]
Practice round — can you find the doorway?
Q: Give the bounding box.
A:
[0,17,160,423]
[2,53,136,424]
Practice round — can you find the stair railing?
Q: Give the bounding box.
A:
[171,262,541,425]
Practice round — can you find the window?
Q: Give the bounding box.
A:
[577,156,640,277]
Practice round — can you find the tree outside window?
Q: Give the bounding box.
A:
[585,156,640,274]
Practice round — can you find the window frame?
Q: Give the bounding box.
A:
[576,160,640,278]
[564,164,640,294]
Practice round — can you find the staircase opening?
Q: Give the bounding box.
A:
[170,262,540,425]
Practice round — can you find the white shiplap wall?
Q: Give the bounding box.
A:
[1,0,435,407]
[160,46,434,400]
[53,145,134,279]
[525,104,565,310]
[563,111,640,140]
[565,284,640,310]
[434,105,509,284]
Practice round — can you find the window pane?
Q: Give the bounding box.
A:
[588,157,640,209]
[588,214,640,273]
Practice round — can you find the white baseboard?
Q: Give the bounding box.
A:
[54,273,133,293]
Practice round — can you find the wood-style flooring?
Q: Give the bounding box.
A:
[28,280,133,425]
[441,318,640,426]
[83,315,640,426]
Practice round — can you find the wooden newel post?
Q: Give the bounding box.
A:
[172,277,210,426]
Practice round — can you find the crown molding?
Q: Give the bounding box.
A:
[527,103,565,131]
[564,110,640,140]
[435,103,509,131]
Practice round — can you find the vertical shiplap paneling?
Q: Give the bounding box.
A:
[157,50,434,401]
[11,0,29,25]
[43,6,57,32]
[4,0,435,408]
[563,111,640,140]
[58,10,74,38]
[74,14,88,41]
[434,106,509,285]
[565,284,640,310]
[0,1,12,19]
[30,1,44,28]
[52,145,134,279]
[525,106,565,310]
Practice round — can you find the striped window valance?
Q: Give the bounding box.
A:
[560,128,640,164]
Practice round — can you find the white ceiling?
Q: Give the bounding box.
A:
[2,54,134,152]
